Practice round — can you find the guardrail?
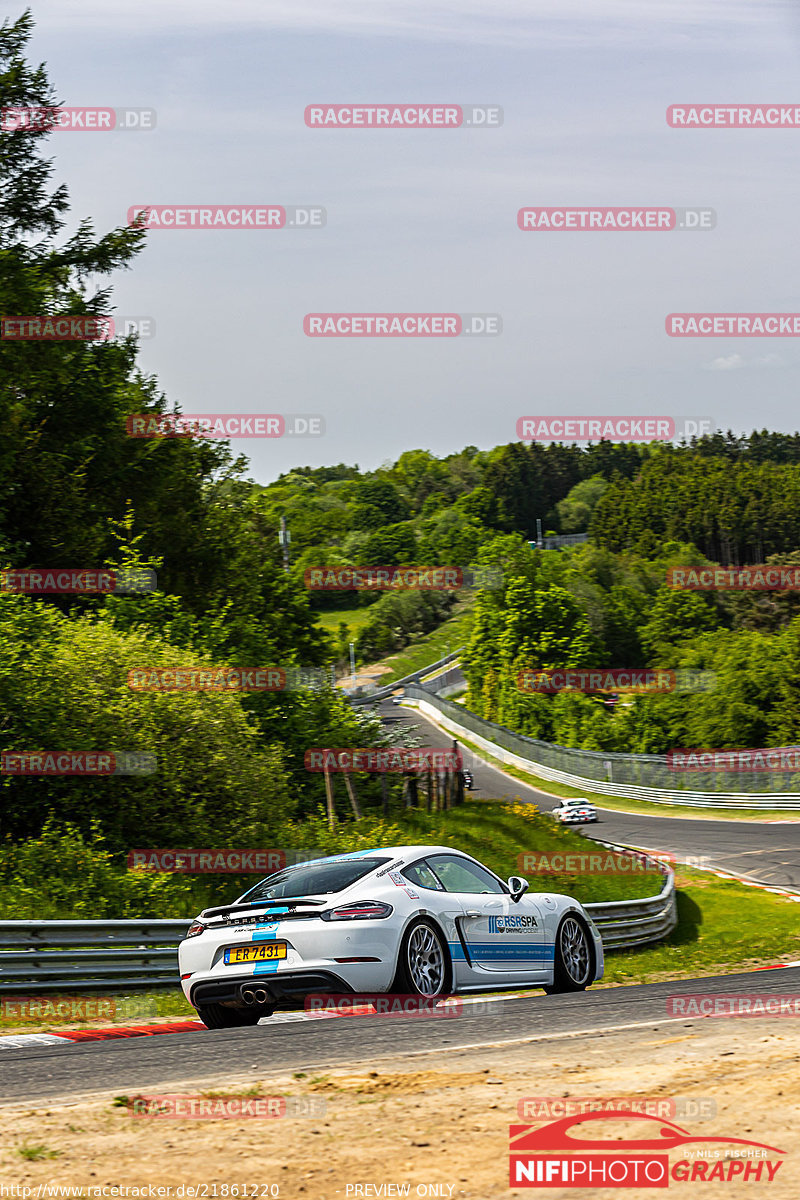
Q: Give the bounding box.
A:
[423,664,464,696]
[0,920,192,993]
[404,687,800,808]
[584,847,677,949]
[0,863,676,993]
[348,649,463,704]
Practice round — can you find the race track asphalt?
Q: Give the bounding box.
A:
[378,699,800,892]
[1,967,797,1104]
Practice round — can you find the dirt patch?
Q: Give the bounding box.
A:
[303,1069,489,1094]
[0,1022,798,1198]
[334,663,392,690]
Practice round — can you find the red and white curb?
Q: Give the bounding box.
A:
[0,1019,205,1049]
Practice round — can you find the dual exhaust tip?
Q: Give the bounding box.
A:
[240,987,270,1006]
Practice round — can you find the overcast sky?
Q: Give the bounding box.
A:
[18,0,800,481]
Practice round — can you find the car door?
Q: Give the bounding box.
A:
[424,854,550,981]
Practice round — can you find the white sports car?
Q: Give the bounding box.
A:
[178,845,604,1029]
[552,798,599,824]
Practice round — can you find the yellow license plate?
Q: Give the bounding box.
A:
[223,942,287,965]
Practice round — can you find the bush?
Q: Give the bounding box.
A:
[0,595,294,849]
[0,822,199,918]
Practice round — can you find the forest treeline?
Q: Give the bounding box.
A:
[461,534,800,756]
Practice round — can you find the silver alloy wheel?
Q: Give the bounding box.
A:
[559,917,591,985]
[406,923,445,996]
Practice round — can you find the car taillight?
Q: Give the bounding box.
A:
[320,901,393,922]
[185,921,205,939]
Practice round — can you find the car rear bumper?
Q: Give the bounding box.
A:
[189,970,357,1011]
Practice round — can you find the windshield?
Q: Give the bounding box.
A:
[239,857,391,902]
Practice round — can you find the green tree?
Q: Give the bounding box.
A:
[0,594,294,848]
[640,588,719,663]
[556,475,608,533]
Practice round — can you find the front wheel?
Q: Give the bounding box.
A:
[196,1003,268,1029]
[392,919,451,997]
[544,915,593,994]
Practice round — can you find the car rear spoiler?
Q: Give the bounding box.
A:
[200,898,327,919]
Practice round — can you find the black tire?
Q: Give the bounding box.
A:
[392,919,451,997]
[543,915,594,994]
[196,1003,268,1029]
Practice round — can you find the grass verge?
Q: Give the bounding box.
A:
[375,602,473,683]
[313,605,377,636]
[600,865,800,985]
[0,989,195,1033]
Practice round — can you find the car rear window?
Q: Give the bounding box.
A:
[239,857,391,901]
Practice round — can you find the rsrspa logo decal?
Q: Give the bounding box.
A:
[509,1111,785,1187]
[489,914,538,933]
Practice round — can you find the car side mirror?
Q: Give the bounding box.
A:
[507,876,529,904]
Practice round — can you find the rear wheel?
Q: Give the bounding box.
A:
[544,916,593,994]
[196,1003,268,1029]
[393,919,451,997]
